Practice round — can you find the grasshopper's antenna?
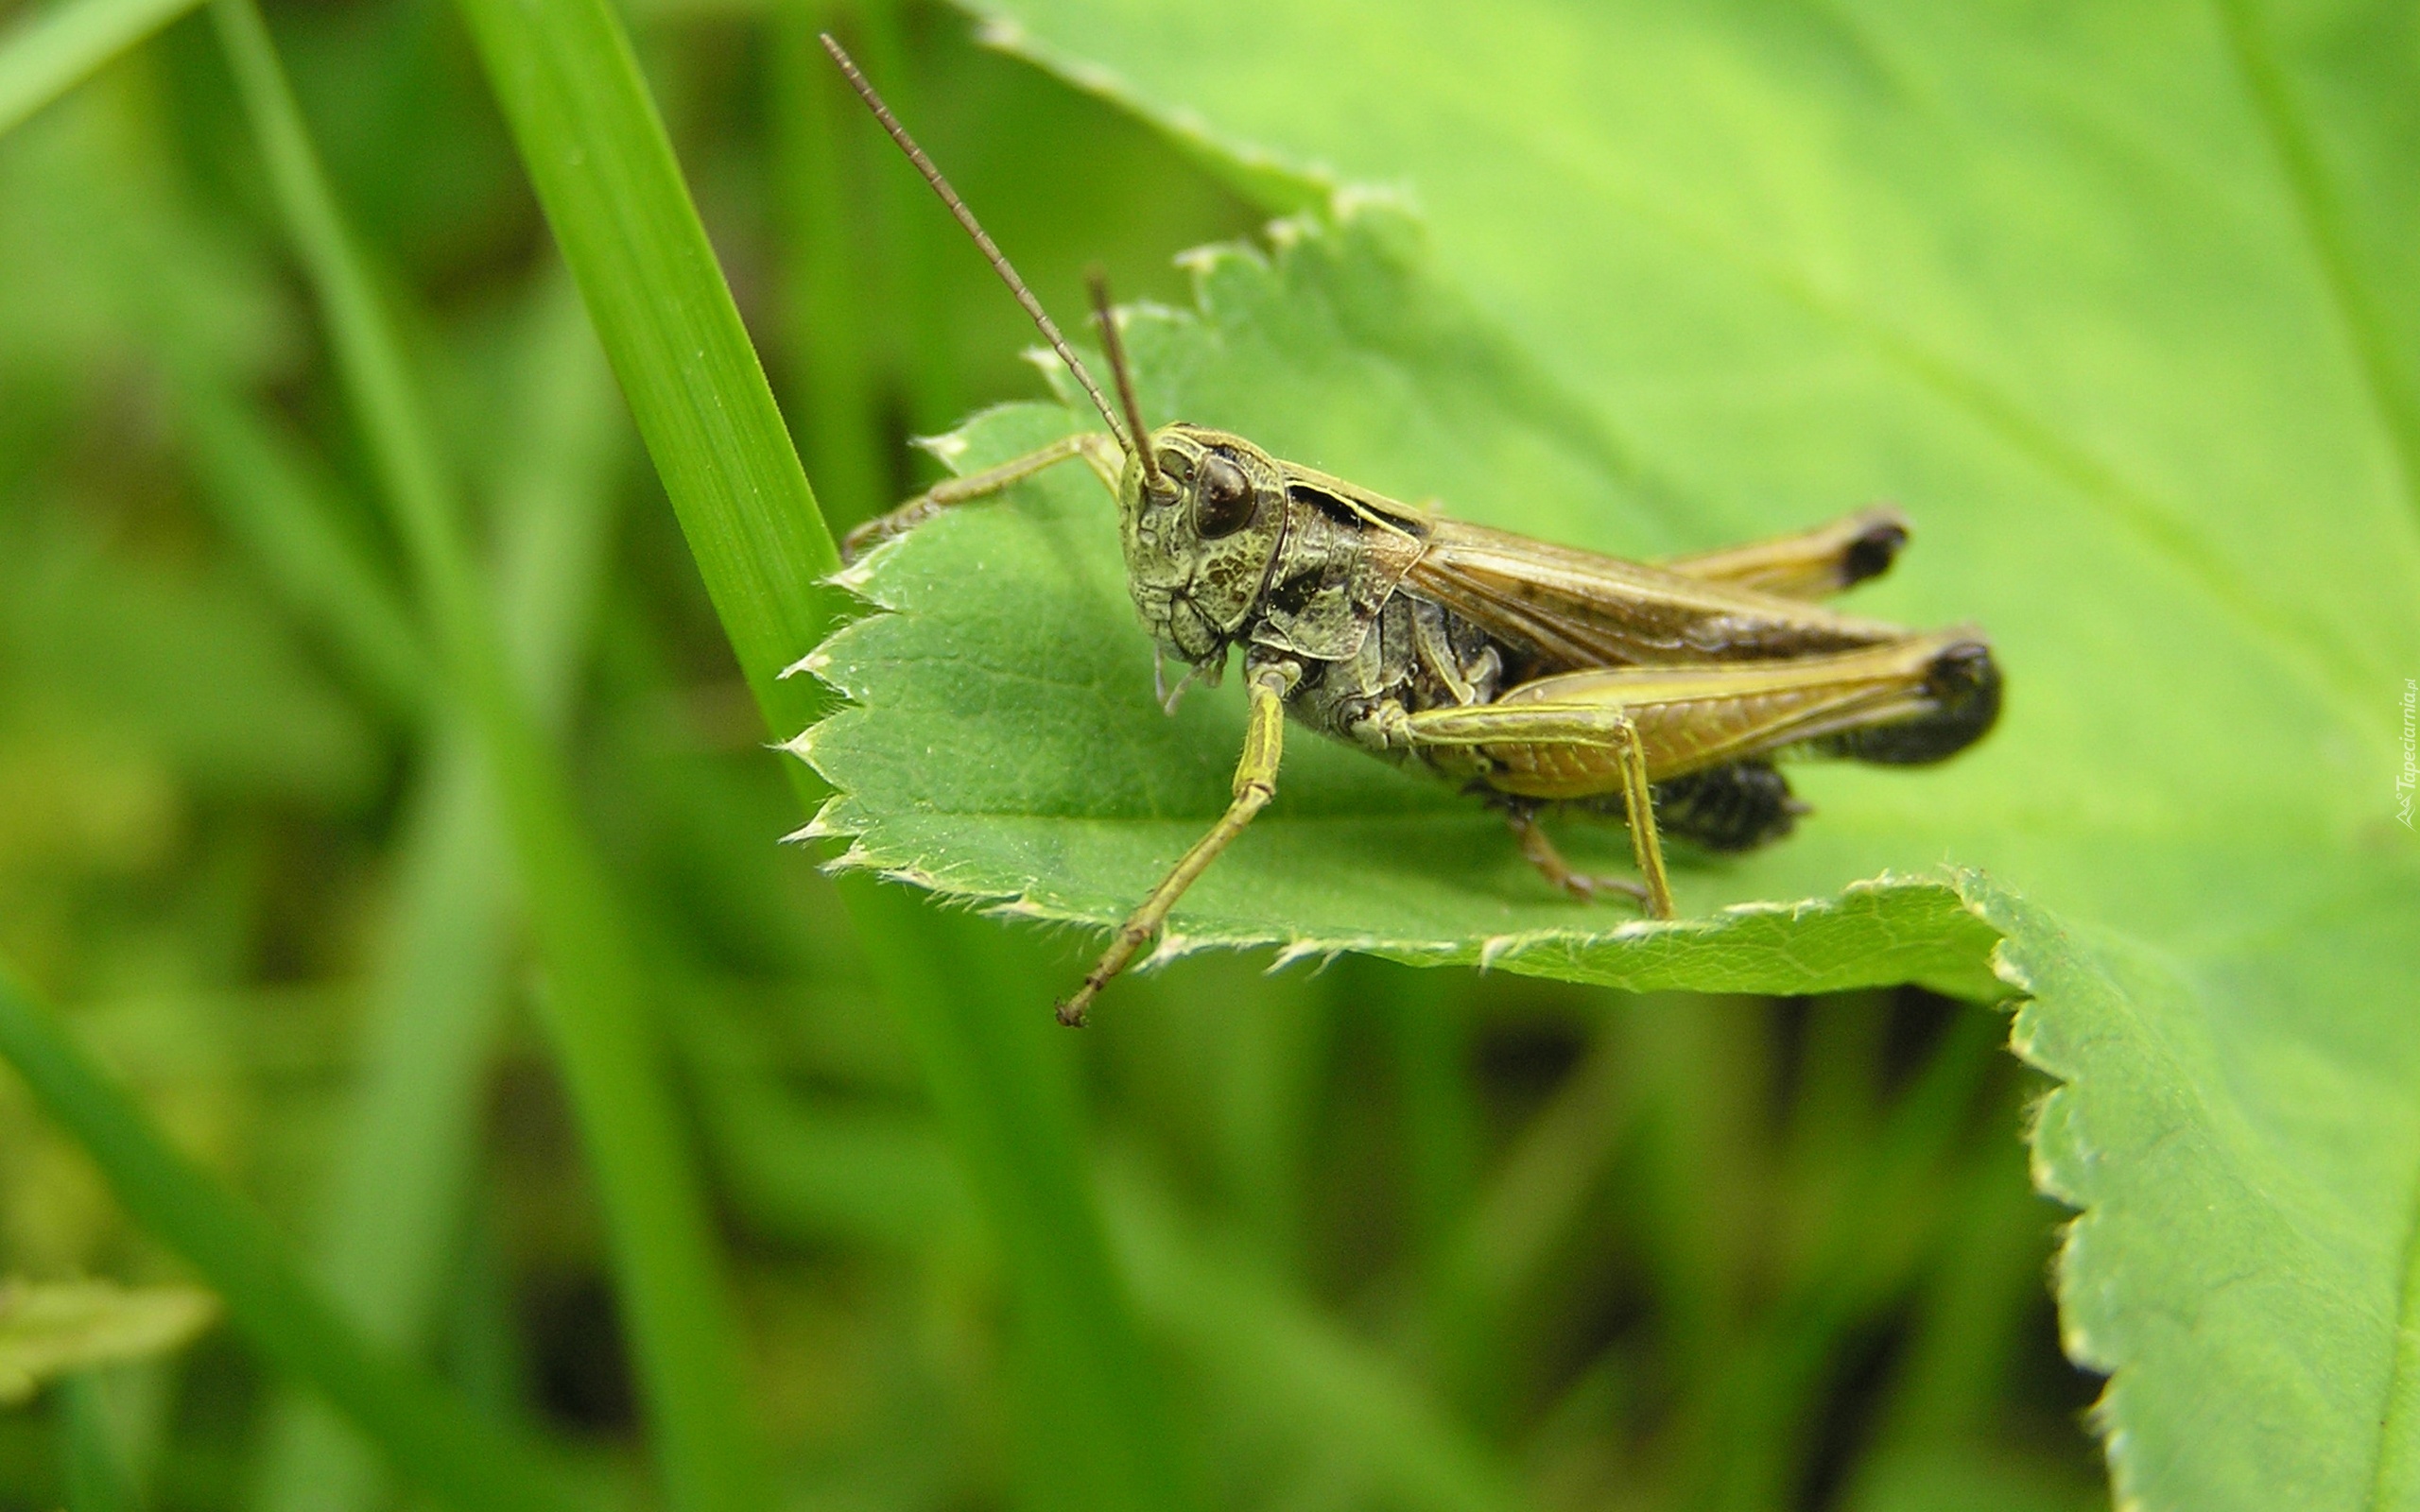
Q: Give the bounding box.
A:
[820,34,1132,458]
[1086,269,1165,490]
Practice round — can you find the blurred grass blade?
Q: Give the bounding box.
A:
[0,0,199,138]
[437,0,1197,1503]
[1105,1163,1528,1512]
[176,385,430,719]
[846,5,959,438]
[685,1027,979,1255]
[59,1374,139,1512]
[255,277,625,1512]
[252,733,510,1512]
[1868,1091,2054,1460]
[1434,1019,1635,1407]
[844,885,1196,1512]
[1687,1005,2003,1510]
[769,0,884,534]
[0,965,579,1512]
[202,4,768,1508]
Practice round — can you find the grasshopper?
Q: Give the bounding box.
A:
[818,38,2002,1026]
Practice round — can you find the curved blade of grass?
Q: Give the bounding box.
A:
[0,966,579,1512]
[0,0,200,139]
[203,4,767,1508]
[443,0,834,734]
[707,1049,1531,1512]
[434,0,1195,1503]
[844,885,1196,1512]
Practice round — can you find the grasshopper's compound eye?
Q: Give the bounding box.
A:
[1193,451,1255,538]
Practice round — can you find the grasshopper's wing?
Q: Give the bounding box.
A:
[1405,516,1912,672]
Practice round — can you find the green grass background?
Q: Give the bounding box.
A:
[0,0,2135,1509]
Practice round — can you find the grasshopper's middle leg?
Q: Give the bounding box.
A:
[1058,657,1301,1026]
[1397,700,1676,919]
[840,431,1125,562]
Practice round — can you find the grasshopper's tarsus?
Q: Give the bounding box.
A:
[1058,657,1301,1026]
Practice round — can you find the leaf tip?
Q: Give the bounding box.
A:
[782,797,853,846]
[914,430,972,467]
[774,725,818,764]
[818,840,878,875]
[826,556,887,597]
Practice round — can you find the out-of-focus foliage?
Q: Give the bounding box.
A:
[0,1,2118,1511]
[0,1280,216,1401]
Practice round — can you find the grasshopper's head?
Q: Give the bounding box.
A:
[816,42,1289,679]
[1116,423,1288,666]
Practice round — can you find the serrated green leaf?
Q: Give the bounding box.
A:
[805,5,2420,1506]
[0,1280,216,1403]
[800,205,2011,1002]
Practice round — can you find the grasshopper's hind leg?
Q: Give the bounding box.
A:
[1656,504,1909,600]
[1059,657,1301,1026]
[1501,801,1651,905]
[840,431,1124,561]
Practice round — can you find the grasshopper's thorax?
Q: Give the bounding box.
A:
[1116,424,1289,666]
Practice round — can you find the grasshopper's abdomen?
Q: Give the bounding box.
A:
[1634,764,1804,852]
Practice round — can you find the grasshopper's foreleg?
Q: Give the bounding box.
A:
[1058,657,1301,1026]
[1399,701,1675,920]
[839,431,1125,562]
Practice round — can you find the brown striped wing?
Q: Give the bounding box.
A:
[1405,516,1912,674]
